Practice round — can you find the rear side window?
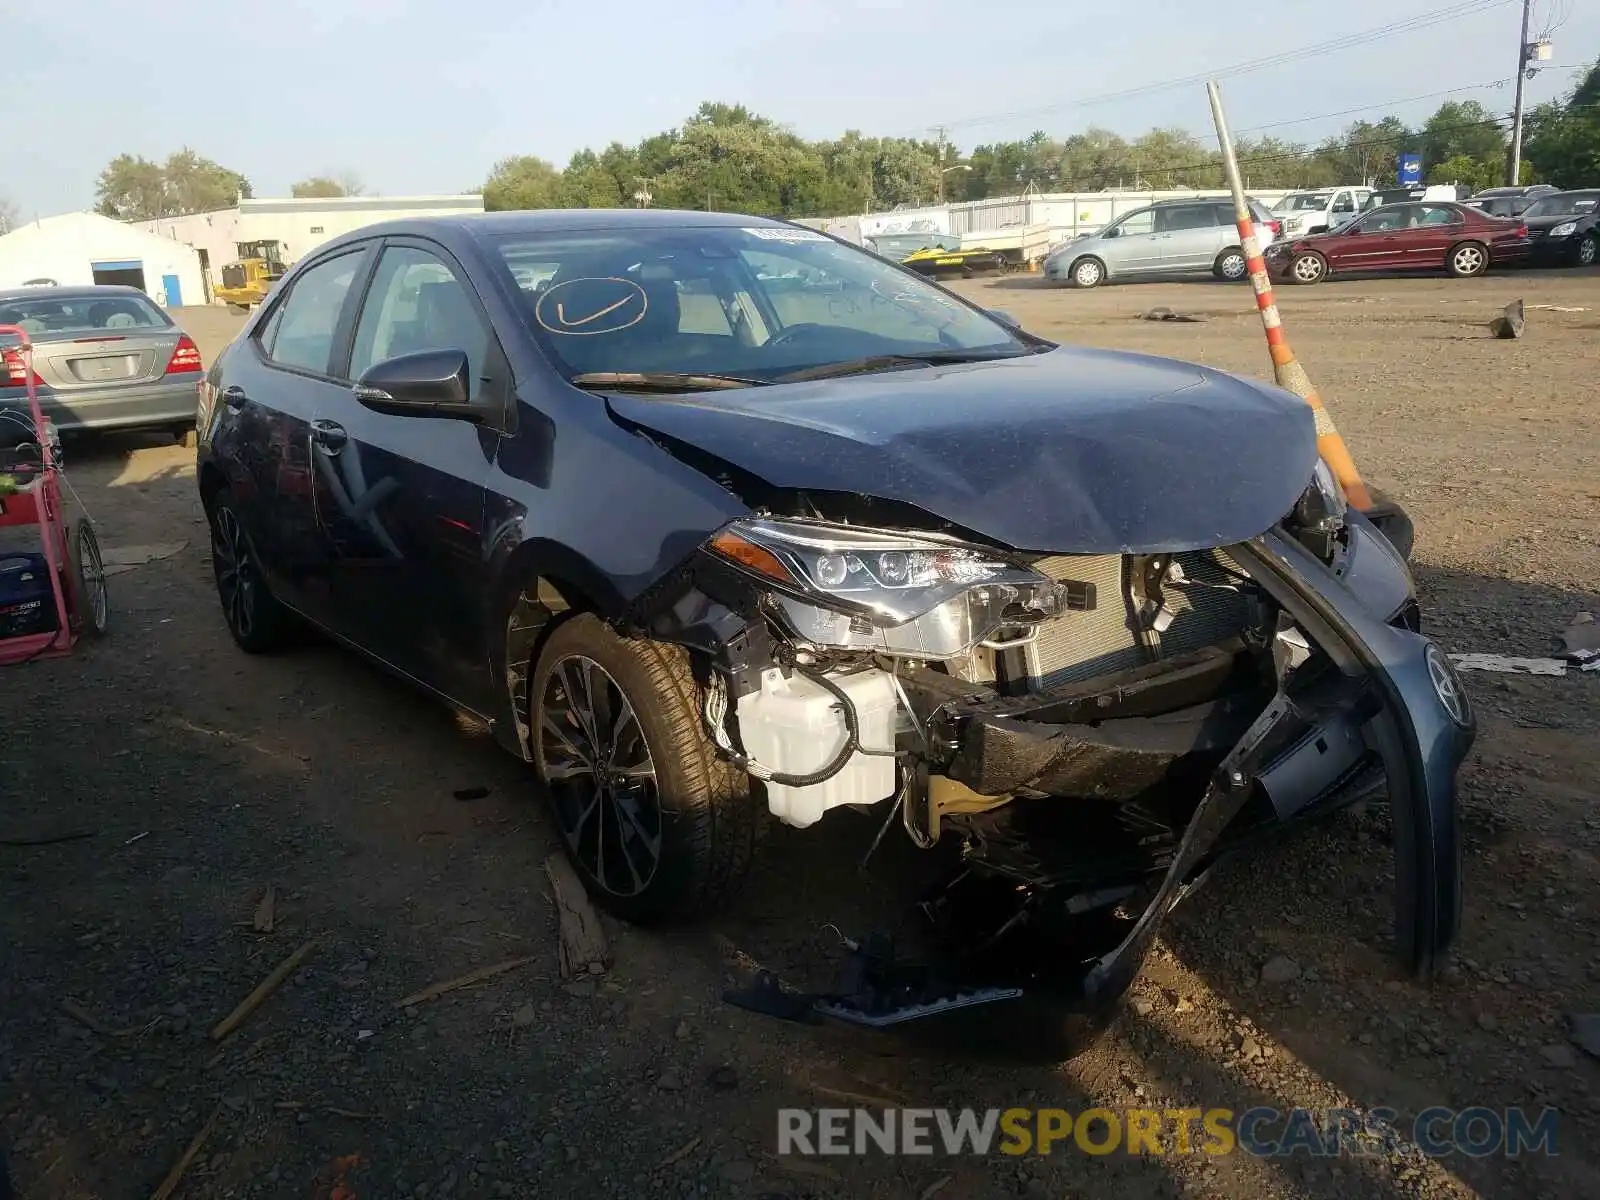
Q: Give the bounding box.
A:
[1155,206,1216,233]
[1420,204,1463,226]
[261,251,363,375]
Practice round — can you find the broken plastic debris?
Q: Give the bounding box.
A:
[1448,654,1567,677]
[1556,612,1598,669]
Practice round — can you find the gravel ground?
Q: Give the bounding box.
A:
[1,270,1596,1200]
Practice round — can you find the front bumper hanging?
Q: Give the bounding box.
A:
[726,530,1473,1030]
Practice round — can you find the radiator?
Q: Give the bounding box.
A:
[1021,550,1254,690]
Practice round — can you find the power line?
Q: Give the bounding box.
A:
[927,0,1517,136]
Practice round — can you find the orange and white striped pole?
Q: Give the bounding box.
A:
[1205,81,1375,513]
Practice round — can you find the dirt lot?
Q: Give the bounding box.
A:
[2,273,1597,1200]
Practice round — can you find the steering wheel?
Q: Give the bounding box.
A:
[766,323,835,348]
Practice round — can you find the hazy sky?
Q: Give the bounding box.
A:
[4,0,1594,216]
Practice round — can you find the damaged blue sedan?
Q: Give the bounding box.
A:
[196,209,1473,1026]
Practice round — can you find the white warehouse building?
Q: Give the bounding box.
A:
[0,212,207,307]
[133,194,486,296]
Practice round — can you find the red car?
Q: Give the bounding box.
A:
[1265,201,1530,285]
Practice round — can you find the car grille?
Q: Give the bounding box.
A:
[1021,550,1254,689]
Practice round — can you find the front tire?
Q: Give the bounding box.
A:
[208,490,293,653]
[531,614,758,924]
[1573,233,1597,267]
[1289,251,1327,285]
[1071,257,1106,289]
[1447,241,1488,278]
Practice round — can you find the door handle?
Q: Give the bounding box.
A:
[222,385,248,410]
[310,419,348,453]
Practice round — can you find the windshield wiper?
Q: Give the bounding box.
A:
[774,350,1029,383]
[568,371,768,393]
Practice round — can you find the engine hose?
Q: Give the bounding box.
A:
[706,666,899,789]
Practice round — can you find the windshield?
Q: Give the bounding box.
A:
[0,291,171,340]
[1273,193,1331,212]
[493,224,1031,382]
[1523,192,1600,218]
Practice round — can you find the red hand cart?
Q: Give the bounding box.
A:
[0,324,109,663]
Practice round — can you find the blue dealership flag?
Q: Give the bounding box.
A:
[1398,154,1423,186]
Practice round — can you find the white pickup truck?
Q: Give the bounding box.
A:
[1271,187,1374,236]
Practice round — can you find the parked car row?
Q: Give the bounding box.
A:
[1044,187,1600,289]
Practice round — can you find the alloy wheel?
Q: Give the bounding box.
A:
[212,506,255,640]
[1074,260,1102,287]
[1578,236,1597,267]
[1452,245,1485,275]
[539,655,663,898]
[1220,253,1247,280]
[1291,254,1325,284]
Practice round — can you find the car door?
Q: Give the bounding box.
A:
[1405,204,1464,269]
[310,237,510,711]
[1326,206,1410,272]
[1328,189,1359,231]
[210,243,375,626]
[1099,207,1159,275]
[1151,203,1220,272]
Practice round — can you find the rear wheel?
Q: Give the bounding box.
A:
[1213,248,1248,281]
[1447,241,1487,278]
[1071,257,1106,289]
[1289,251,1327,285]
[208,490,293,653]
[531,614,758,924]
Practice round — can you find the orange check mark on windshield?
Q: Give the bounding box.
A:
[556,296,633,327]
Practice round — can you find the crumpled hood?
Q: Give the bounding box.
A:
[605,345,1320,554]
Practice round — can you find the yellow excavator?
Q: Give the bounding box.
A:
[214,240,288,311]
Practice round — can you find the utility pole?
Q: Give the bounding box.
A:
[932,126,948,202]
[1507,0,1533,185]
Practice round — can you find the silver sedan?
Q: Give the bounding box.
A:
[0,285,202,439]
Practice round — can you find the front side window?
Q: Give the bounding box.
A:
[263,251,363,374]
[348,245,489,396]
[494,225,1029,381]
[1109,209,1154,237]
[1360,205,1416,233]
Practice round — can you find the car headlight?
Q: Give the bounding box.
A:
[1286,459,1348,559]
[707,518,1070,658]
[1550,221,1577,237]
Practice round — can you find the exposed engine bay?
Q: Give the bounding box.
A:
[626,460,1469,1029]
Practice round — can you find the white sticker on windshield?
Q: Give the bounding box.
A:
[742,227,829,243]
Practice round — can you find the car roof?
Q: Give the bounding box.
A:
[0,284,152,302]
[335,209,793,242]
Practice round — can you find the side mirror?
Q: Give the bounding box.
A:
[1103,227,1120,239]
[353,350,480,421]
[987,308,1021,329]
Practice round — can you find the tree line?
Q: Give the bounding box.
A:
[17,60,1594,230]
